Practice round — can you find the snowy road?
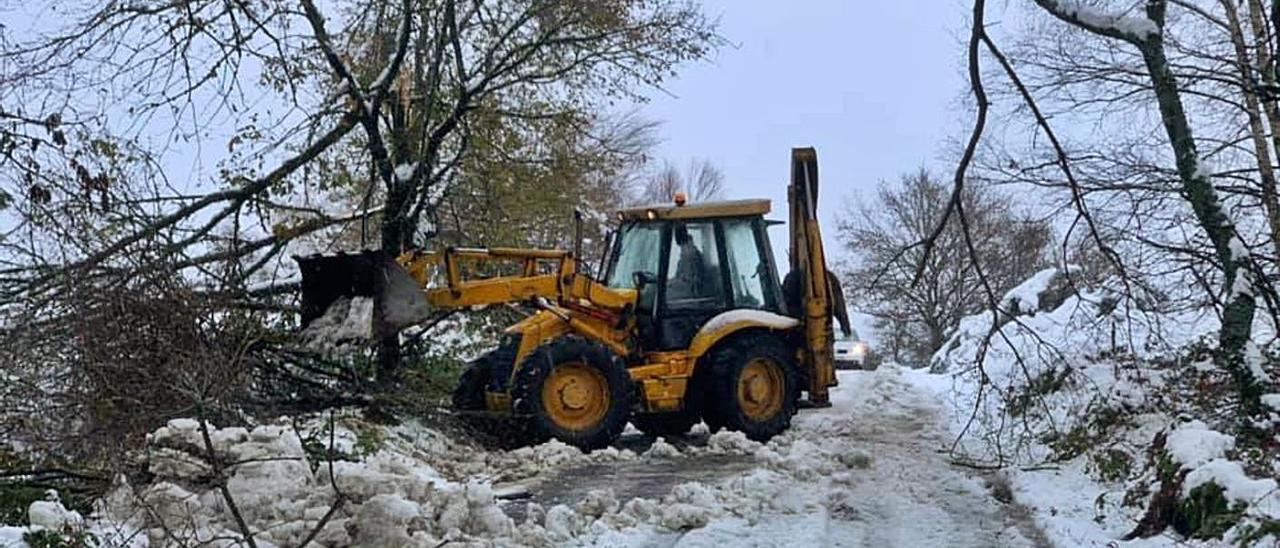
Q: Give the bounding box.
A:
[512,367,1052,547]
[0,367,1055,547]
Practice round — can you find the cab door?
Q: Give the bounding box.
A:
[655,220,727,350]
[720,216,783,314]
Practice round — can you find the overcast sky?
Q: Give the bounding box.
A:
[640,0,973,259]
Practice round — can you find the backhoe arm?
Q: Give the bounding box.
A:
[788,147,841,405]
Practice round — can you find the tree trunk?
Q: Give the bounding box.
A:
[376,182,413,389]
[1224,0,1280,261]
[1137,3,1265,414]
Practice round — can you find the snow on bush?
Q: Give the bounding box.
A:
[928,267,1218,464]
[1182,460,1279,514]
[926,267,1280,543]
[1165,420,1234,470]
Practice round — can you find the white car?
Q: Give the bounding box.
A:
[834,336,870,369]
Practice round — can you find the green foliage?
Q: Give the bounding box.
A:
[1174,482,1246,539]
[1007,365,1073,418]
[1047,405,1131,461]
[1235,518,1280,547]
[1155,452,1179,485]
[403,352,469,404]
[350,420,387,457]
[1089,448,1134,483]
[0,483,45,525]
[300,414,388,471]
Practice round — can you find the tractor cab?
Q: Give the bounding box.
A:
[605,198,785,352]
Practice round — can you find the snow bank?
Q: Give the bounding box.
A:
[918,265,1280,545]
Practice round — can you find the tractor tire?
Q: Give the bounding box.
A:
[452,342,548,449]
[632,412,699,438]
[702,334,798,442]
[512,337,632,451]
[452,361,490,411]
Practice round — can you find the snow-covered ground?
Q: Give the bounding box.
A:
[2,367,1051,547]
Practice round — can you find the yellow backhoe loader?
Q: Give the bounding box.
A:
[296,148,850,450]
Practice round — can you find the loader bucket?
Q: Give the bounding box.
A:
[296,250,433,338]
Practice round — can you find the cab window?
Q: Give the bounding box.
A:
[665,221,723,311]
[605,221,663,308]
[606,221,665,288]
[723,218,768,308]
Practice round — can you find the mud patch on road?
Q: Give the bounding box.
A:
[501,438,755,521]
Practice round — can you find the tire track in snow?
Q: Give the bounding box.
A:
[520,367,1053,547]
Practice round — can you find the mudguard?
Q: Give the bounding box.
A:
[687,309,800,360]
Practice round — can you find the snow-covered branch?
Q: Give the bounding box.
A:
[1033,0,1162,43]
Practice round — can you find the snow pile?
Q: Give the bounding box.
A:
[1165,420,1235,470]
[91,417,530,547]
[300,296,374,350]
[643,437,681,458]
[26,491,83,531]
[17,416,650,547]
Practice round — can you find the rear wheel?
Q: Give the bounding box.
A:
[513,337,632,451]
[702,334,798,442]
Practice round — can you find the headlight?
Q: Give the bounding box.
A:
[850,341,869,361]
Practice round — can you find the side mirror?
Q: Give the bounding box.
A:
[632,271,658,289]
[572,209,584,260]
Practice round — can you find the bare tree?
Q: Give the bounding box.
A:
[1014,0,1272,414]
[0,0,722,386]
[638,158,726,203]
[838,169,1052,366]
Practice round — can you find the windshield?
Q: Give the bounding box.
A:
[606,222,663,289]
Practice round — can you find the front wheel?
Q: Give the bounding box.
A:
[702,334,798,442]
[512,337,632,451]
[452,342,548,448]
